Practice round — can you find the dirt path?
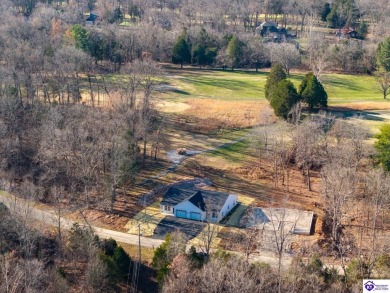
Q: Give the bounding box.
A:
[140,129,252,186]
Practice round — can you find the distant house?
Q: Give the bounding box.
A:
[160,187,237,222]
[85,13,98,26]
[335,27,359,39]
[260,21,278,32]
[256,21,293,42]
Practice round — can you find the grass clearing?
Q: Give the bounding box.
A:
[117,242,155,264]
[162,68,384,105]
[160,68,389,133]
[124,201,165,237]
[209,139,252,163]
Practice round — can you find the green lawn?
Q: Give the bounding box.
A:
[162,68,384,105]
[209,139,252,162]
[320,74,381,104]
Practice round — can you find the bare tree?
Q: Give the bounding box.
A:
[163,251,279,293]
[375,71,390,99]
[266,42,301,75]
[51,185,67,255]
[306,33,332,80]
[86,252,110,292]
[197,220,220,257]
[321,163,357,253]
[266,207,300,293]
[362,169,390,277]
[294,118,325,191]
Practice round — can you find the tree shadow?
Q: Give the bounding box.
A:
[327,107,387,121]
[152,216,206,241]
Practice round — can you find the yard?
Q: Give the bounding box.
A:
[79,67,386,254]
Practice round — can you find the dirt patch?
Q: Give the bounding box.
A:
[178,99,275,133]
[69,209,131,232]
[158,101,191,113]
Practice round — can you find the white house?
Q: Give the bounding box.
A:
[160,187,237,223]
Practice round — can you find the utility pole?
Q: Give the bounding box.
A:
[132,223,141,293]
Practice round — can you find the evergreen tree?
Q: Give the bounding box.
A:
[299,73,328,111]
[326,0,359,29]
[172,36,191,69]
[192,27,217,68]
[270,80,300,119]
[374,124,390,171]
[69,24,89,52]
[377,37,390,72]
[264,63,287,101]
[320,3,331,22]
[193,44,207,68]
[227,36,243,71]
[356,20,368,39]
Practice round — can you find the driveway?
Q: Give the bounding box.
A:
[152,215,206,240]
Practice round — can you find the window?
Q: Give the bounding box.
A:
[164,205,172,212]
[211,211,218,218]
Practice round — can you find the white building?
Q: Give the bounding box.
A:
[160,187,237,223]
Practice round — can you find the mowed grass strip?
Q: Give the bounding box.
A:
[225,195,255,227]
[209,139,253,162]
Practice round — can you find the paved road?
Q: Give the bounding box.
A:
[0,191,343,272]
[0,192,163,249]
[0,191,288,267]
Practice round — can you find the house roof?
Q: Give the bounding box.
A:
[86,13,98,22]
[161,187,197,206]
[261,21,277,28]
[161,187,231,212]
[188,191,205,211]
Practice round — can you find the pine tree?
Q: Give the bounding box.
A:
[320,3,331,22]
[326,0,359,29]
[377,37,390,72]
[265,63,287,101]
[172,36,191,69]
[270,80,300,119]
[227,36,242,71]
[299,73,328,111]
[374,124,390,171]
[193,44,206,68]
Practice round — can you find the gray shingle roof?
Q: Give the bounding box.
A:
[160,187,197,206]
[161,187,230,212]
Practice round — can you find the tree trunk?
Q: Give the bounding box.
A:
[307,164,311,191]
[143,140,147,165]
[110,184,116,212]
